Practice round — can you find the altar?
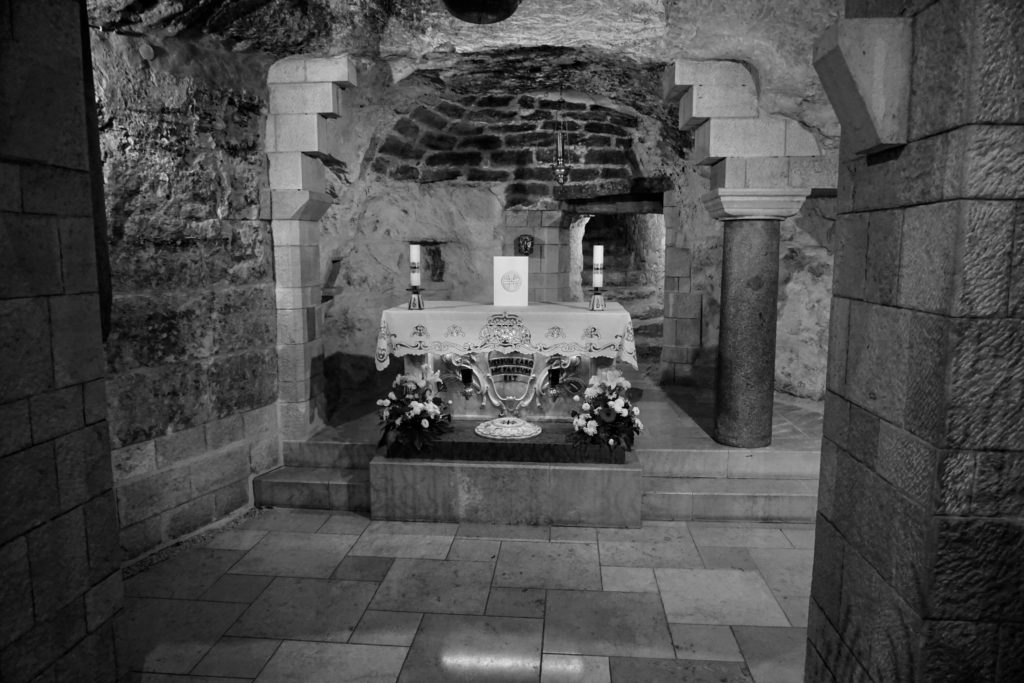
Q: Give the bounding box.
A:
[375,300,638,421]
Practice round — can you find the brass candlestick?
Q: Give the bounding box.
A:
[408,286,424,310]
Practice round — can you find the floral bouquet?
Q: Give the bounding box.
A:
[377,368,453,453]
[568,368,644,451]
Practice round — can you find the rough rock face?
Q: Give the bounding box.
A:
[94,31,277,446]
[89,0,842,411]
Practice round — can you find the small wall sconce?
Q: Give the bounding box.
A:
[515,234,534,256]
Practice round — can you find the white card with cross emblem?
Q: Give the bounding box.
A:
[493,256,529,306]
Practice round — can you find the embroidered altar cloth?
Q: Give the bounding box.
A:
[375,301,637,371]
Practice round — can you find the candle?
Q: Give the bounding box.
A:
[556,131,564,157]
[593,245,603,266]
[409,244,421,288]
[593,271,603,288]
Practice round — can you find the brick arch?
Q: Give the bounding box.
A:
[368,91,644,207]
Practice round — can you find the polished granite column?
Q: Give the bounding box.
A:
[715,219,780,447]
[701,189,810,448]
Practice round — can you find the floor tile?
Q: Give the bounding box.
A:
[201,574,274,603]
[669,624,744,661]
[399,613,542,682]
[486,587,546,618]
[192,637,280,678]
[228,577,376,642]
[541,654,610,683]
[688,525,792,549]
[205,529,269,551]
[776,595,810,628]
[748,548,814,601]
[655,569,789,627]
[367,520,458,536]
[125,549,244,600]
[350,610,423,646]
[550,527,597,543]
[229,532,357,578]
[494,541,601,590]
[371,558,493,614]
[457,523,550,541]
[332,555,394,581]
[115,598,246,674]
[698,546,758,571]
[255,641,407,683]
[129,675,250,683]
[782,528,815,549]
[544,590,674,659]
[734,626,807,683]
[239,509,329,532]
[448,538,500,562]
[601,566,658,593]
[598,538,702,569]
[596,523,702,569]
[608,656,752,682]
[318,512,371,535]
[349,533,453,559]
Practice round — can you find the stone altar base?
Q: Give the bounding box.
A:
[370,428,642,527]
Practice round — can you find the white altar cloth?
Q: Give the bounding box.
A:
[375,301,637,371]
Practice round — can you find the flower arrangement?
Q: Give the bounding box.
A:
[377,368,453,453]
[568,368,644,451]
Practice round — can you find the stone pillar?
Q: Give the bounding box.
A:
[703,189,810,447]
[807,5,1024,680]
[265,55,356,442]
[715,219,780,446]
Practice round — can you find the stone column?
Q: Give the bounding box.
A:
[702,189,810,447]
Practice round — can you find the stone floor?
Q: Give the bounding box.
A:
[118,508,814,682]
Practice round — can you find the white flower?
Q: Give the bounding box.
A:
[420,418,429,429]
[409,401,424,415]
[610,397,625,411]
[632,406,640,415]
[581,402,591,411]
[583,419,598,436]
[388,392,397,401]
[572,395,581,402]
[608,438,615,446]
[584,386,600,399]
[635,419,644,431]
[618,408,629,417]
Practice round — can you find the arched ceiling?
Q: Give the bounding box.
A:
[87,0,842,139]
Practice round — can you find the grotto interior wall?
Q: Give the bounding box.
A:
[83,0,846,557]
[91,32,282,558]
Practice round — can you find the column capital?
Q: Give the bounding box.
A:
[701,188,811,222]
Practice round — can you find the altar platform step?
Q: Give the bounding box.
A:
[254,466,370,512]
[642,476,819,522]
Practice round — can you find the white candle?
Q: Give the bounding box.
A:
[410,270,421,287]
[409,244,420,265]
[556,131,564,157]
[593,245,603,266]
[593,271,603,288]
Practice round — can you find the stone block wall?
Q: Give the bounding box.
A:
[659,189,701,382]
[503,209,571,302]
[807,0,1024,680]
[0,1,122,679]
[370,93,641,207]
[92,33,280,558]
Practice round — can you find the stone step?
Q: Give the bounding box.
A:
[253,466,370,512]
[641,476,818,522]
[637,448,820,480]
[283,425,378,469]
